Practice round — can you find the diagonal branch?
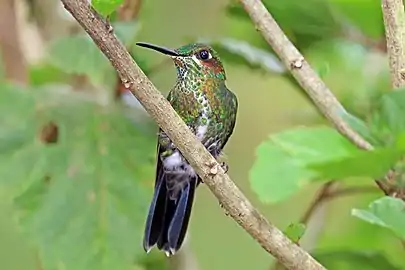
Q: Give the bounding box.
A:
[381,0,405,88]
[238,0,395,196]
[238,0,372,151]
[60,0,326,269]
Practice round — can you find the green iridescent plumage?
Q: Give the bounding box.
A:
[136,41,238,256]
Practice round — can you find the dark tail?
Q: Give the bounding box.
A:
[143,165,197,256]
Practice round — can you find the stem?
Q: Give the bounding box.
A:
[0,0,28,84]
[381,0,405,88]
[271,183,378,270]
[60,0,326,269]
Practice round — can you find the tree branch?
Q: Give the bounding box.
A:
[238,0,397,196]
[60,0,326,269]
[381,0,405,88]
[0,0,28,84]
[238,0,372,151]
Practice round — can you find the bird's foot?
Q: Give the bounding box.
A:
[158,132,175,149]
[219,202,230,216]
[220,162,229,173]
[105,16,114,33]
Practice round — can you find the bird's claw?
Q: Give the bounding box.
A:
[105,16,114,33]
[158,132,175,150]
[220,162,229,173]
[219,202,230,216]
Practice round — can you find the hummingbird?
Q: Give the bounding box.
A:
[136,41,238,256]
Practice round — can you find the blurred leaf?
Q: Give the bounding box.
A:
[0,83,155,270]
[92,0,123,17]
[330,0,384,39]
[29,63,68,86]
[227,0,343,49]
[352,196,405,240]
[303,38,386,119]
[314,250,401,270]
[340,112,379,146]
[284,223,306,243]
[137,251,170,270]
[370,88,405,146]
[47,21,139,85]
[250,126,356,203]
[305,39,368,77]
[199,38,285,74]
[250,126,404,203]
[316,62,330,79]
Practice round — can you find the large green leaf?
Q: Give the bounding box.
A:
[352,197,405,240]
[250,126,355,203]
[47,21,139,86]
[250,126,404,203]
[0,83,156,270]
[308,146,405,180]
[314,250,401,270]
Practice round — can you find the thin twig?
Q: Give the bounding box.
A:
[381,0,405,88]
[271,183,378,270]
[237,0,395,196]
[60,0,326,269]
[300,184,379,223]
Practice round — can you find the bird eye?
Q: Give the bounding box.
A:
[198,49,211,60]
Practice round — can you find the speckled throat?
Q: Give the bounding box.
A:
[167,59,231,150]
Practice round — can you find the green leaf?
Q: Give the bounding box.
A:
[284,223,306,243]
[0,83,156,270]
[29,63,68,86]
[199,38,285,74]
[227,0,343,49]
[352,196,405,240]
[340,111,379,146]
[370,88,405,146]
[308,146,405,180]
[47,21,139,85]
[250,126,358,203]
[330,0,384,39]
[92,0,123,17]
[314,250,401,270]
[316,62,330,79]
[250,126,404,203]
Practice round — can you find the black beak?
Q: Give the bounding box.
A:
[136,42,180,57]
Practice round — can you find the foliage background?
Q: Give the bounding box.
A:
[0,0,405,269]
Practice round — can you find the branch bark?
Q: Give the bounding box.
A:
[381,0,405,88]
[60,0,326,269]
[0,0,28,84]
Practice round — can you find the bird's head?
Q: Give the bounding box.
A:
[136,42,226,81]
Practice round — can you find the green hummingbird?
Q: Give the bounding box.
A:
[136,42,238,256]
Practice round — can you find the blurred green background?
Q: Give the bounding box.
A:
[0,0,405,269]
